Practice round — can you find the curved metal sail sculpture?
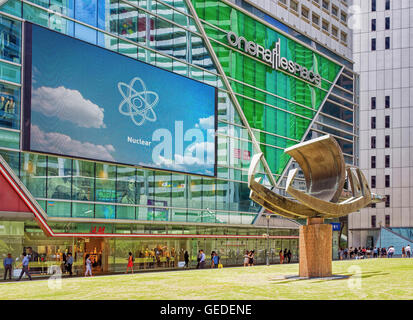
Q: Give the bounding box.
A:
[248,135,384,219]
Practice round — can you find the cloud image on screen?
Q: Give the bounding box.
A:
[24,23,216,176]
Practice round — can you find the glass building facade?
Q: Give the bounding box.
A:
[0,0,357,275]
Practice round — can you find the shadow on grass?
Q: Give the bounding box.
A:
[268,271,389,285]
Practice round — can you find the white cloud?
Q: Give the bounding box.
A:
[198,115,214,130]
[32,86,105,128]
[31,125,115,162]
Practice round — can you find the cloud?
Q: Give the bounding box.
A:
[31,125,115,162]
[197,115,215,130]
[32,86,105,128]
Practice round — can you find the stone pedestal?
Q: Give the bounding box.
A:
[299,218,332,278]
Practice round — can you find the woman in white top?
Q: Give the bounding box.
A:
[243,250,250,267]
[85,254,93,277]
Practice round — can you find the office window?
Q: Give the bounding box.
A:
[385,155,390,168]
[322,0,329,10]
[371,19,376,31]
[371,215,376,228]
[371,116,376,129]
[385,96,390,108]
[385,196,390,208]
[341,12,347,23]
[385,175,390,188]
[322,19,330,32]
[332,5,338,16]
[385,115,390,128]
[385,17,390,30]
[332,25,338,37]
[341,31,347,43]
[385,37,390,49]
[385,214,390,226]
[371,156,376,168]
[385,135,390,148]
[302,6,309,19]
[312,13,320,25]
[371,136,376,149]
[372,0,376,11]
[371,175,376,188]
[290,0,298,12]
[371,38,376,51]
[385,0,390,10]
[371,97,376,109]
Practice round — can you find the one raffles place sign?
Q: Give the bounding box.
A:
[227,31,322,86]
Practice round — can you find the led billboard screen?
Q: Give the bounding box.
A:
[22,23,216,176]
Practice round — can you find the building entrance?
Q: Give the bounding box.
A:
[84,238,108,274]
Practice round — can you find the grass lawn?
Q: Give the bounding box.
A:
[1,258,412,300]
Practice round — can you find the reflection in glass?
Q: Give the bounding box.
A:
[72,160,95,201]
[20,153,47,198]
[0,16,21,63]
[47,156,72,200]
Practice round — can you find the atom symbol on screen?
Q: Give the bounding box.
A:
[118,77,159,126]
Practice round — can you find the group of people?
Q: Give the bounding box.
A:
[279,249,292,264]
[0,95,15,115]
[338,244,411,259]
[243,250,255,266]
[195,250,221,269]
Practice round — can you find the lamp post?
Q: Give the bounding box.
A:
[266,213,271,266]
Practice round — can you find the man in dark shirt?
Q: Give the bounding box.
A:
[3,253,13,280]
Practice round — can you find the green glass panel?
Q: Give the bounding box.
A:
[72,202,94,218]
[116,205,136,220]
[46,201,71,217]
[0,128,19,149]
[0,0,22,17]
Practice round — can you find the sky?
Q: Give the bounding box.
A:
[29,24,216,176]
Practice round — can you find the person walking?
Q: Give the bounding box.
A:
[243,250,249,267]
[199,250,206,269]
[126,252,134,274]
[212,252,220,268]
[196,250,201,269]
[287,250,292,263]
[344,248,348,259]
[279,250,284,264]
[402,247,406,258]
[210,251,215,268]
[85,254,93,277]
[3,253,13,280]
[249,250,255,266]
[17,252,32,281]
[184,251,189,268]
[406,244,411,258]
[66,253,73,276]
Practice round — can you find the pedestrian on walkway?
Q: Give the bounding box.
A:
[199,250,206,269]
[406,244,411,258]
[196,250,201,269]
[184,251,189,268]
[66,253,73,276]
[17,252,32,281]
[243,250,249,267]
[3,253,13,280]
[126,252,134,274]
[279,250,284,264]
[85,254,93,277]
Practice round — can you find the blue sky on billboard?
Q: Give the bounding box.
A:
[28,24,216,176]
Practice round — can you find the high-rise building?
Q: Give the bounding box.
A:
[350,0,413,249]
[0,0,357,275]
